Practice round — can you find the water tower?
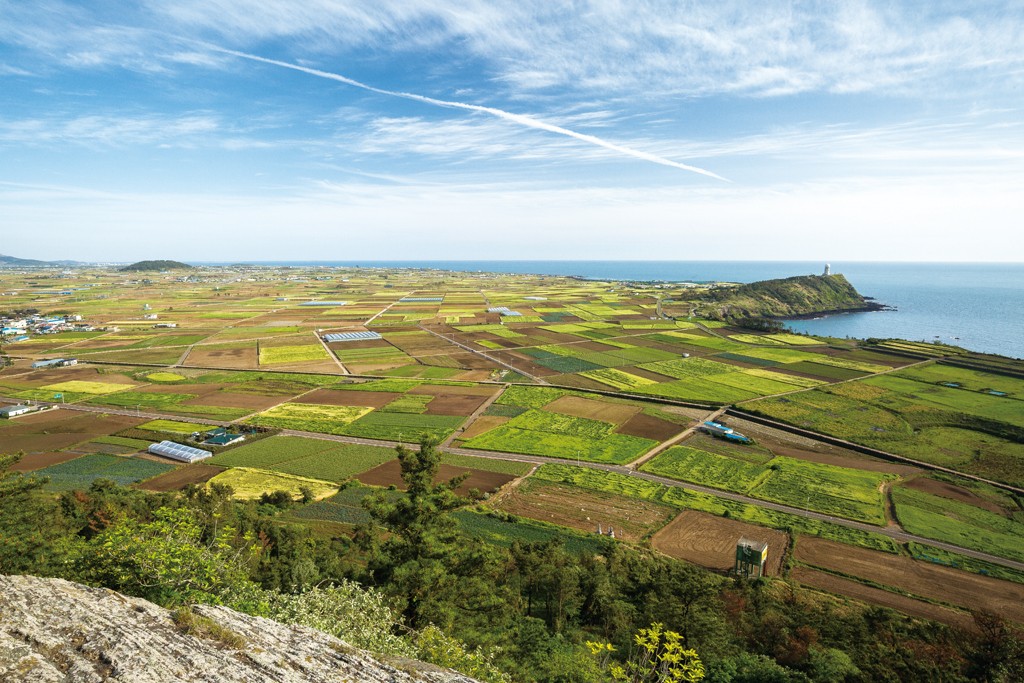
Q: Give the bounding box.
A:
[735,537,769,578]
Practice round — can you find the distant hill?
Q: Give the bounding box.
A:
[0,253,80,267]
[119,260,195,272]
[680,273,888,321]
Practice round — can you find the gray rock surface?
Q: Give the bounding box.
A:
[0,575,478,683]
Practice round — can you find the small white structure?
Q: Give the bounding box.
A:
[148,440,212,463]
[823,263,831,276]
[0,404,35,419]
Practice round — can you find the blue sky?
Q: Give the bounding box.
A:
[1,1,1022,262]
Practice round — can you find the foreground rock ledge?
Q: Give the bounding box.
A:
[0,575,477,683]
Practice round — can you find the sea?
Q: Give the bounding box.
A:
[210,260,1024,359]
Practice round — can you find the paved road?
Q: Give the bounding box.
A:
[22,401,1024,573]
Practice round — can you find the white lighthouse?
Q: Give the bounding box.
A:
[823,263,831,276]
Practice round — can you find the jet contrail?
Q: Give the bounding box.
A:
[212,47,727,181]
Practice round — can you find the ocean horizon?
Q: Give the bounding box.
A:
[195,260,1023,359]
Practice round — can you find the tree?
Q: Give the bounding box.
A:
[82,506,261,606]
[0,454,69,574]
[361,435,476,629]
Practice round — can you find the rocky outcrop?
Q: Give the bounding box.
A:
[0,575,477,683]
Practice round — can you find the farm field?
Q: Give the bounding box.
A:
[641,446,893,525]
[355,460,516,495]
[492,477,675,541]
[204,467,338,500]
[744,363,1024,486]
[794,537,1024,624]
[651,510,789,576]
[3,261,1024,633]
[35,453,175,490]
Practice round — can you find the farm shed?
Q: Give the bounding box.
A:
[202,433,245,447]
[148,441,212,463]
[0,404,35,419]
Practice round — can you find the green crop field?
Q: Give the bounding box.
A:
[579,367,657,390]
[37,454,175,490]
[535,465,899,552]
[136,419,218,434]
[464,408,655,464]
[495,385,582,409]
[87,391,196,410]
[631,378,757,403]
[642,449,891,525]
[638,357,737,379]
[289,484,399,526]
[246,403,372,434]
[270,444,396,482]
[453,509,610,555]
[341,411,464,441]
[379,394,434,413]
[259,343,329,365]
[440,453,533,476]
[209,435,332,467]
[892,486,1024,563]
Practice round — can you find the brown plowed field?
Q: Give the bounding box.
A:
[902,477,1007,515]
[617,413,685,441]
[791,567,974,630]
[346,361,409,374]
[136,464,226,491]
[458,416,509,440]
[494,479,675,542]
[299,389,399,408]
[424,394,489,416]
[546,395,639,425]
[134,383,222,398]
[355,461,514,495]
[8,451,81,472]
[652,510,789,576]
[1,412,143,454]
[186,347,258,369]
[795,537,1024,622]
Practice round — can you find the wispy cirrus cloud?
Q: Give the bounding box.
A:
[0,113,220,147]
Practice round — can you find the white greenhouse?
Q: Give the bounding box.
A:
[148,440,212,464]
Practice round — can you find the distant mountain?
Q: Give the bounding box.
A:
[119,259,195,272]
[0,253,80,267]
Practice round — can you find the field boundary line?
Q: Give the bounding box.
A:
[441,383,508,448]
[418,324,550,385]
[625,406,726,470]
[313,331,349,375]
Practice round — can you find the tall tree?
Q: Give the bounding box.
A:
[362,435,502,630]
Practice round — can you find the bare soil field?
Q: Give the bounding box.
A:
[652,510,789,576]
[458,416,510,441]
[135,464,225,491]
[186,347,258,369]
[494,479,675,542]
[8,451,82,472]
[617,413,686,441]
[424,394,489,416]
[901,477,1007,515]
[795,537,1024,622]
[546,395,640,425]
[660,405,714,420]
[791,567,973,630]
[19,366,137,385]
[1,411,143,454]
[301,389,398,407]
[346,361,409,374]
[356,461,515,495]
